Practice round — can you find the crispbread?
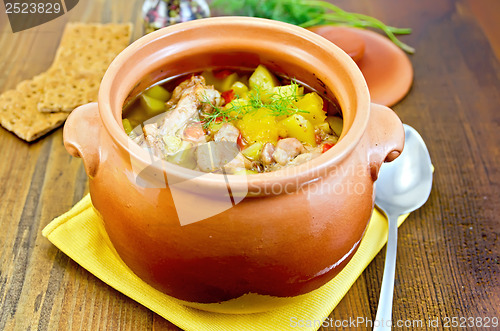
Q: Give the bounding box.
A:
[38,22,132,112]
[0,74,68,142]
[0,22,132,141]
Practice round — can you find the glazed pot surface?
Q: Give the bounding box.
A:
[63,17,404,312]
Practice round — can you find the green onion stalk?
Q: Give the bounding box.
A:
[211,0,414,53]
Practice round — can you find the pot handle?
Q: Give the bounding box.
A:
[366,103,405,181]
[63,102,102,178]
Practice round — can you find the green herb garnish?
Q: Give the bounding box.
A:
[212,0,414,53]
[201,80,308,128]
[265,80,310,117]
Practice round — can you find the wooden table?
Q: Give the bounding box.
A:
[1,0,498,330]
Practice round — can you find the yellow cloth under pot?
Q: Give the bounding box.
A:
[42,194,409,331]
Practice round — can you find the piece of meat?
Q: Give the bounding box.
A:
[158,79,221,137]
[272,138,305,165]
[165,75,205,109]
[132,134,148,149]
[260,143,275,165]
[288,152,316,166]
[214,123,240,144]
[143,123,166,157]
[166,75,221,113]
[200,88,222,113]
[159,84,204,136]
[223,153,251,174]
[183,122,206,144]
[133,75,221,159]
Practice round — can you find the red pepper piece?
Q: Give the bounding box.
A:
[213,69,234,79]
[183,123,206,143]
[221,89,236,104]
[237,134,246,149]
[322,97,328,113]
[315,134,322,145]
[322,142,335,153]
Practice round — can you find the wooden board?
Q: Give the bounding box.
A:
[0,1,498,330]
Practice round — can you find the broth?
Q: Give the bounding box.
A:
[123,66,344,174]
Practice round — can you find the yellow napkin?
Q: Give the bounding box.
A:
[42,194,408,331]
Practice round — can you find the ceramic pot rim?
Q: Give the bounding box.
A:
[98,17,370,193]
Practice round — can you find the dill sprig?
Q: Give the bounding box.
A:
[212,0,414,54]
[200,97,251,129]
[263,80,310,117]
[201,80,308,128]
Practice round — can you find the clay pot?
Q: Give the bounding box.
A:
[63,17,404,313]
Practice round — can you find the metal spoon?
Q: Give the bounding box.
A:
[373,124,433,330]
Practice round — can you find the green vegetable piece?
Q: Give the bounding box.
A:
[231,81,249,96]
[327,116,343,137]
[163,135,182,154]
[241,142,264,161]
[208,121,225,134]
[122,118,133,135]
[221,72,239,92]
[145,85,171,102]
[140,94,165,116]
[167,141,197,169]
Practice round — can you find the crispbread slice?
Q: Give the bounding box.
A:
[38,22,132,112]
[0,74,68,142]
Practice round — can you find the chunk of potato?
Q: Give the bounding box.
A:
[277,120,288,138]
[237,108,279,145]
[293,92,326,125]
[279,114,316,146]
[271,84,304,104]
[249,65,279,102]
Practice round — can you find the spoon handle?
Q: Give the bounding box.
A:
[374,213,399,330]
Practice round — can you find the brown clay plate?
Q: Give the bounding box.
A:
[308,26,414,107]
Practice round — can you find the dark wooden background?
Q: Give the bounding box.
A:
[0,0,498,330]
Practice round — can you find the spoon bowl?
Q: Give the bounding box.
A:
[374,124,433,329]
